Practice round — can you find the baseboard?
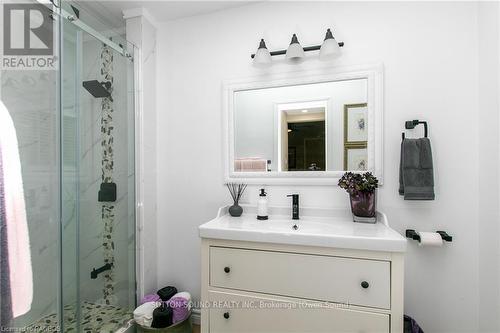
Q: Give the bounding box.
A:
[191,308,201,325]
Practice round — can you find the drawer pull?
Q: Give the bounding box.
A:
[223,312,230,319]
[224,266,231,273]
[361,281,370,289]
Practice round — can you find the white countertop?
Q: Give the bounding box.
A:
[199,205,407,252]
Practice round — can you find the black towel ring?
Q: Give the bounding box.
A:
[402,119,428,140]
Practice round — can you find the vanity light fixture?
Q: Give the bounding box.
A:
[250,29,344,64]
[319,28,341,60]
[286,34,305,61]
[253,39,272,66]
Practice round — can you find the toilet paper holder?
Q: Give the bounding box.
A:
[405,229,452,242]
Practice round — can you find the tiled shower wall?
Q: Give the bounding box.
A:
[78,37,134,308]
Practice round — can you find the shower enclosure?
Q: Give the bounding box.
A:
[1,1,137,331]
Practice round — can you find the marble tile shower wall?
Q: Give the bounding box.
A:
[1,70,59,328]
[78,38,133,307]
[100,45,116,304]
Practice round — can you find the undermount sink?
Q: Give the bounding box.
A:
[199,205,407,252]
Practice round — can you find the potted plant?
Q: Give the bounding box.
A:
[338,172,379,223]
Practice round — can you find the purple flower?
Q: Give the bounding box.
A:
[338,172,378,195]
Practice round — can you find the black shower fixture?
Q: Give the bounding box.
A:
[82,80,111,98]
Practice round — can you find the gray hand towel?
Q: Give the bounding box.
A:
[399,137,435,200]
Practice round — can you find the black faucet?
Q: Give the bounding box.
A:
[287,194,299,220]
[91,263,113,279]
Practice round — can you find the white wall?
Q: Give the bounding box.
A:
[125,10,158,299]
[477,2,500,332]
[156,2,495,332]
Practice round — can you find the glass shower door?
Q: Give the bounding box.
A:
[1,1,136,331]
[60,9,136,332]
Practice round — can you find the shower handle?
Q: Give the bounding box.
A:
[90,263,113,279]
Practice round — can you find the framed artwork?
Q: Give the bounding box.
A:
[344,145,368,171]
[344,103,368,145]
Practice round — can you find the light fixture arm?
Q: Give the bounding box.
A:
[250,41,344,59]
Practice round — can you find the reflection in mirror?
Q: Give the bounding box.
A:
[278,102,326,171]
[234,78,368,172]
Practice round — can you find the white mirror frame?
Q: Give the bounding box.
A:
[222,63,384,185]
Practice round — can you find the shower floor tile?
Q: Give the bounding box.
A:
[25,301,132,332]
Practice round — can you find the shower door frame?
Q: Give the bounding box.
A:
[131,37,145,303]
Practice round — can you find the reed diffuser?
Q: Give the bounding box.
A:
[226,183,247,217]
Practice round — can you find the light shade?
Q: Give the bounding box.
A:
[286,34,304,61]
[319,28,341,60]
[253,39,272,66]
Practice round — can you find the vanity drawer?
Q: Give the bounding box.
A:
[210,247,391,309]
[208,290,390,333]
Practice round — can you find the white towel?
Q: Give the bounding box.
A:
[234,158,267,172]
[133,301,159,327]
[0,101,32,318]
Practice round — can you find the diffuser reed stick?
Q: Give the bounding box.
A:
[225,183,247,217]
[226,183,247,203]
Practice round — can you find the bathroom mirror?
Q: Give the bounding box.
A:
[223,65,383,185]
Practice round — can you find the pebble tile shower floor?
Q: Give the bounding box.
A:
[25,301,132,332]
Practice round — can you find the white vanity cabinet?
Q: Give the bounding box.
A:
[199,206,406,333]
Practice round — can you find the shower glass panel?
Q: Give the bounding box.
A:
[1,1,136,331]
[0,29,59,332]
[58,6,136,332]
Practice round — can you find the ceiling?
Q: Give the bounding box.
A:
[76,1,256,29]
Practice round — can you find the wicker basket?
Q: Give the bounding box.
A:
[136,312,192,333]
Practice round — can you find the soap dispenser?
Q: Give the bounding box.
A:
[257,189,268,220]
